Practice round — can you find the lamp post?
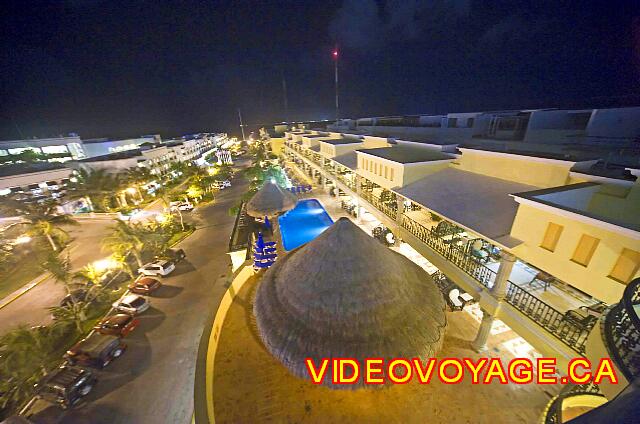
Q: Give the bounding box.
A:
[332,48,339,121]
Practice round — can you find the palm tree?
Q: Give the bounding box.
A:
[160,194,184,231]
[125,167,152,201]
[41,252,73,295]
[102,220,145,267]
[67,168,123,211]
[0,325,65,410]
[0,199,77,251]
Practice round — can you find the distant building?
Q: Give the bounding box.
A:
[80,135,161,158]
[0,135,85,160]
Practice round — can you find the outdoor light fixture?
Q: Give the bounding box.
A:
[126,187,137,194]
[93,257,117,272]
[14,235,32,244]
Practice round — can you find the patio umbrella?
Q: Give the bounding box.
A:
[253,217,447,388]
[246,181,297,218]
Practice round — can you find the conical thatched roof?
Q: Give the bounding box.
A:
[246,182,297,217]
[254,217,447,388]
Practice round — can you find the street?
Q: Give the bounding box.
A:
[57,167,248,423]
[0,219,114,335]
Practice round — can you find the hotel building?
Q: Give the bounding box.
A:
[279,106,639,419]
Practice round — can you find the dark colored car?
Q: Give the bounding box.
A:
[155,248,186,263]
[59,289,88,307]
[93,314,139,337]
[65,333,126,368]
[128,276,162,295]
[33,365,97,409]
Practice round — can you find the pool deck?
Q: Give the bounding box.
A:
[211,274,557,423]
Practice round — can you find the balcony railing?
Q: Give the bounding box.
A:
[504,283,593,353]
[603,277,640,381]
[541,382,604,424]
[228,201,252,254]
[400,215,496,288]
[361,190,397,220]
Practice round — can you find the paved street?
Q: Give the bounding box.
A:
[0,219,114,335]
[58,165,248,424]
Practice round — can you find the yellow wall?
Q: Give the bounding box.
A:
[269,137,285,156]
[356,153,451,189]
[362,136,391,149]
[510,203,640,303]
[357,153,404,189]
[457,149,573,188]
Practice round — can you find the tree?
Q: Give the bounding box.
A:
[0,325,64,411]
[160,194,184,231]
[102,220,145,267]
[67,168,123,211]
[0,199,77,251]
[125,167,152,200]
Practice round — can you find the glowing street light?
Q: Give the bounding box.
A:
[93,257,118,272]
[14,235,32,244]
[126,187,137,195]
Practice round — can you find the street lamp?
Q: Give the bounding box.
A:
[14,235,32,244]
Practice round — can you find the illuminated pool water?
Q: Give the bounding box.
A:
[278,199,334,251]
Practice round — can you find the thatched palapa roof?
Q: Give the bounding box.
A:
[254,217,447,388]
[246,182,297,217]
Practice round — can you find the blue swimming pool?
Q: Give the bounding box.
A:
[278,199,334,251]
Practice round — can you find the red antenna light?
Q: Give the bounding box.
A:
[332,50,338,58]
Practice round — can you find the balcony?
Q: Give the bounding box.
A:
[602,277,640,382]
[541,383,606,424]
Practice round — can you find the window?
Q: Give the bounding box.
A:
[609,248,640,284]
[448,118,458,128]
[571,234,600,267]
[540,222,563,252]
[467,118,475,128]
[374,162,378,175]
[384,166,388,179]
[390,168,394,181]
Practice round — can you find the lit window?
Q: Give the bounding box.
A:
[609,248,640,284]
[571,234,600,267]
[540,222,563,252]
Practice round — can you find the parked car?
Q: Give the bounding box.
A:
[128,276,162,295]
[112,293,150,314]
[32,365,97,410]
[138,259,175,276]
[155,248,186,263]
[59,289,88,307]
[65,333,126,368]
[212,180,230,190]
[117,208,140,221]
[176,202,194,211]
[93,314,139,337]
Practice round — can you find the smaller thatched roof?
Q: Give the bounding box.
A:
[246,182,297,217]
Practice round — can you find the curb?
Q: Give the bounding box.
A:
[0,244,78,310]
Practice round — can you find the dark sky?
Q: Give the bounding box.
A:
[1,0,639,140]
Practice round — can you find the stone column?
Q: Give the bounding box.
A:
[396,195,405,224]
[471,309,495,352]
[491,251,516,301]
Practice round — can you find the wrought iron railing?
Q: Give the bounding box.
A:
[400,215,496,288]
[603,277,640,381]
[228,201,252,253]
[504,283,593,353]
[361,190,397,220]
[542,382,603,424]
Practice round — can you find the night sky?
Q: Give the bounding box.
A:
[1,0,639,140]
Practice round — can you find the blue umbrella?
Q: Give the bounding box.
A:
[255,232,265,250]
[264,216,271,229]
